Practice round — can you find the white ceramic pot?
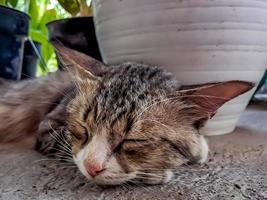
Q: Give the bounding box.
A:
[93,0,267,135]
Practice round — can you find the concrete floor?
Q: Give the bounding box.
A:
[0,102,266,200]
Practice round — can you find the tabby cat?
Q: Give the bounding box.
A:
[0,43,253,185]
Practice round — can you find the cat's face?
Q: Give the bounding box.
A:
[67,77,208,185]
[53,43,253,185]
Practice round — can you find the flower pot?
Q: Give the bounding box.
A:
[93,0,267,135]
[0,6,29,80]
[47,17,102,69]
[21,40,41,79]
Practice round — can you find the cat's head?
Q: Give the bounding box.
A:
[54,43,254,185]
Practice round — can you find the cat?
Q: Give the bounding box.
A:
[0,43,254,185]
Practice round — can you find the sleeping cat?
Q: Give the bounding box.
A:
[0,43,254,185]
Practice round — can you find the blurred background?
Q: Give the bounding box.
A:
[0,0,100,79]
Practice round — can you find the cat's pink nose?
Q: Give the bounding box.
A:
[84,161,104,177]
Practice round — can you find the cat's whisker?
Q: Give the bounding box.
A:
[38,154,74,161]
[49,143,72,158]
[38,160,76,167]
[46,153,73,161]
[52,161,76,166]
[32,158,67,164]
[48,123,72,152]
[135,175,166,181]
[48,143,72,159]
[48,146,73,157]
[130,178,163,189]
[137,171,166,178]
[56,166,78,171]
[47,160,77,166]
[48,131,72,155]
[134,176,166,183]
[40,157,74,163]
[141,168,176,172]
[135,175,165,180]
[55,127,72,149]
[49,127,71,152]
[57,165,77,168]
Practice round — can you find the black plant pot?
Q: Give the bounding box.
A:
[0,6,29,80]
[21,40,41,79]
[47,17,102,69]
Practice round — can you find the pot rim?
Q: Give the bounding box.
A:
[46,16,93,27]
[0,5,30,19]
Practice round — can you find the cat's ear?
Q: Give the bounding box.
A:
[51,41,108,80]
[177,81,254,127]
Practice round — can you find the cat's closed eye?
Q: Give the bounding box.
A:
[72,132,84,140]
[70,127,89,145]
[123,148,139,156]
[122,139,149,144]
[121,139,152,154]
[112,138,148,153]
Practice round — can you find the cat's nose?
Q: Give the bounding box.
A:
[84,161,105,177]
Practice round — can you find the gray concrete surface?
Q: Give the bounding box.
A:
[0,102,267,200]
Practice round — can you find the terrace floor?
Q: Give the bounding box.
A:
[0,102,266,200]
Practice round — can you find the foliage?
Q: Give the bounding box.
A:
[0,0,92,76]
[0,0,70,75]
[27,0,57,73]
[0,0,18,7]
[58,0,79,16]
[58,0,92,16]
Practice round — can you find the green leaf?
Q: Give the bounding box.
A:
[28,4,58,72]
[28,0,40,29]
[42,43,54,63]
[29,30,54,62]
[7,0,18,7]
[13,0,65,75]
[29,29,53,71]
[0,0,6,6]
[29,29,47,45]
[39,8,57,34]
[38,42,54,71]
[58,0,79,16]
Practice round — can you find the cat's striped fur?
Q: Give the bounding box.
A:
[0,44,254,185]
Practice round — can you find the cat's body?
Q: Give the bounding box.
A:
[0,72,72,142]
[0,44,254,185]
